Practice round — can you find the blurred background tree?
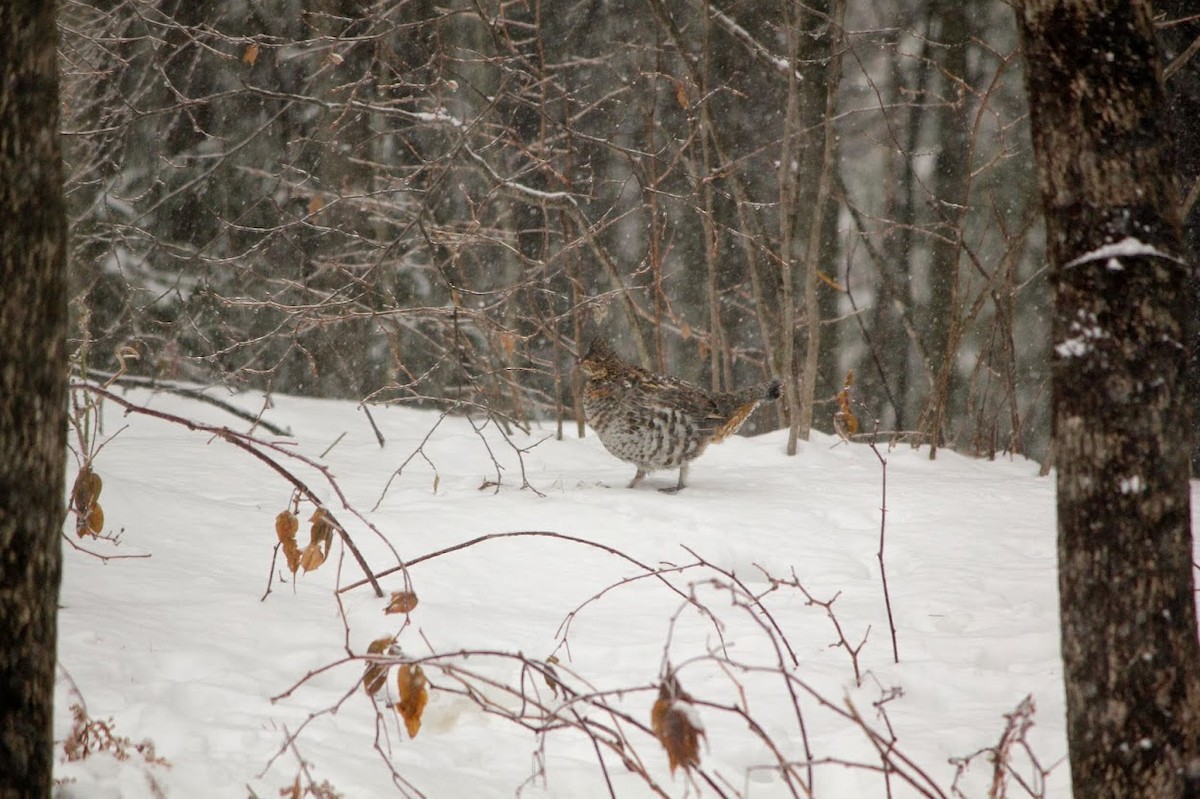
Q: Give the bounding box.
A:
[60,0,1053,457]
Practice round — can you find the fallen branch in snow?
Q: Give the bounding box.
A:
[71,383,387,598]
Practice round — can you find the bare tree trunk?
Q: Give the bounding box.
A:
[796,0,845,440]
[778,1,801,454]
[782,0,843,453]
[1158,2,1200,474]
[1017,0,1200,794]
[921,0,971,457]
[0,2,69,796]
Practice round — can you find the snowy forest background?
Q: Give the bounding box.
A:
[60,0,1113,459]
[33,2,1200,796]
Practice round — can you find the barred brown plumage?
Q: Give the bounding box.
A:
[578,339,781,491]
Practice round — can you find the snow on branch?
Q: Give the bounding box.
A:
[1063,237,1184,270]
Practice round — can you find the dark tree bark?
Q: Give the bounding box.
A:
[0,2,68,796]
[921,0,971,457]
[1016,0,1200,795]
[1156,2,1200,473]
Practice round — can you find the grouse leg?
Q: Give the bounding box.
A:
[628,468,647,489]
[658,462,689,494]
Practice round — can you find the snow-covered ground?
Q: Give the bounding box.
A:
[52,386,1077,797]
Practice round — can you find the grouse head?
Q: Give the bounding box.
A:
[578,338,622,380]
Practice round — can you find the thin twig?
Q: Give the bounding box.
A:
[73,382,385,597]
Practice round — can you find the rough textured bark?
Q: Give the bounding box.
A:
[1157,3,1200,473]
[1016,0,1200,795]
[921,0,971,457]
[0,2,68,796]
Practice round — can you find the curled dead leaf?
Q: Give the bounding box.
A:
[385,591,419,615]
[85,469,102,502]
[301,507,334,570]
[309,508,333,546]
[71,466,102,512]
[673,78,689,109]
[85,503,105,536]
[275,510,299,545]
[544,655,562,698]
[283,539,302,574]
[299,541,326,572]
[651,678,704,775]
[363,636,397,697]
[71,467,105,537]
[834,370,860,440]
[395,663,428,738]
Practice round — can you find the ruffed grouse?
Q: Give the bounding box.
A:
[578,338,781,491]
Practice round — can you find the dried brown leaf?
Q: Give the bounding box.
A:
[299,541,326,572]
[651,679,704,775]
[385,591,419,615]
[367,636,396,655]
[275,510,299,545]
[499,331,517,357]
[363,636,396,697]
[834,371,860,440]
[283,539,302,574]
[71,467,103,512]
[309,508,333,547]
[544,655,561,698]
[280,774,300,798]
[86,469,102,502]
[72,467,106,536]
[673,79,689,109]
[395,663,428,738]
[85,503,105,536]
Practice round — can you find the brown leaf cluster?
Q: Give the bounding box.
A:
[70,466,105,537]
[651,677,704,775]
[360,638,432,739]
[362,638,429,738]
[274,506,334,575]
